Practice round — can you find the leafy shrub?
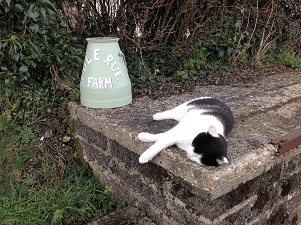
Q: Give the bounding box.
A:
[0,0,84,130]
[0,0,84,83]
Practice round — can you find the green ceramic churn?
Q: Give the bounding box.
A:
[80,37,132,108]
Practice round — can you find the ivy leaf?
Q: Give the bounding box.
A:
[43,2,56,14]
[1,66,8,71]
[30,42,41,55]
[227,47,233,56]
[46,6,55,14]
[58,64,65,71]
[218,50,224,58]
[9,46,19,61]
[29,23,39,33]
[235,20,242,28]
[74,55,84,64]
[14,4,24,12]
[28,3,36,13]
[181,72,189,79]
[42,0,52,5]
[40,7,47,19]
[28,9,39,20]
[5,0,12,7]
[19,65,28,72]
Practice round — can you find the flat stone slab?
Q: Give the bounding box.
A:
[69,71,301,224]
[70,72,301,198]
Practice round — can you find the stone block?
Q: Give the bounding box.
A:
[76,121,108,150]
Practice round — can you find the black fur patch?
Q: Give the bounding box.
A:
[192,132,228,167]
[188,98,234,136]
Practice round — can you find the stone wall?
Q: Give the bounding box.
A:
[69,72,301,225]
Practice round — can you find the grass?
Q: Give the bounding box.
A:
[0,111,124,224]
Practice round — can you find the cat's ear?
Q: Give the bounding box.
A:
[208,125,218,137]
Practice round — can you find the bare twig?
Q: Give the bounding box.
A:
[229,1,259,67]
[253,0,278,66]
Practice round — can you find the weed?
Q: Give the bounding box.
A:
[52,210,64,225]
[276,49,301,68]
[96,165,104,175]
[260,43,301,68]
[22,173,37,186]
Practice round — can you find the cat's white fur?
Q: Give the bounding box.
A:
[138,97,228,164]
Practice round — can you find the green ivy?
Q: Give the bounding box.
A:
[0,0,83,133]
[0,0,84,83]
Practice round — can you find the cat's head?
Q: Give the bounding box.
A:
[191,125,229,167]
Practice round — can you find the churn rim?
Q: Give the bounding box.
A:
[86,37,119,42]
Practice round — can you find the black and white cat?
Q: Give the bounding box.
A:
[138,97,234,166]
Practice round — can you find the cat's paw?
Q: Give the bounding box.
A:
[187,151,202,164]
[139,152,153,164]
[153,113,163,120]
[138,132,155,142]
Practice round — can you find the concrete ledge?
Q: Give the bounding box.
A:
[69,72,301,225]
